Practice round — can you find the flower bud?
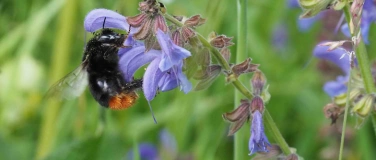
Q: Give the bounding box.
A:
[331,0,347,10]
[334,89,362,106]
[210,34,234,48]
[172,30,183,46]
[184,15,206,27]
[222,99,251,136]
[181,26,195,42]
[352,94,374,117]
[349,0,364,35]
[251,71,266,96]
[220,48,231,63]
[228,58,259,84]
[298,0,333,18]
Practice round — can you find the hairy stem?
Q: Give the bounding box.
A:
[164,13,292,156]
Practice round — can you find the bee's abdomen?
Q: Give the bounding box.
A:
[108,92,139,110]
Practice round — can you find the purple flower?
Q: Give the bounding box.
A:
[249,110,270,155]
[341,0,376,44]
[84,9,192,103]
[313,44,350,97]
[126,143,159,160]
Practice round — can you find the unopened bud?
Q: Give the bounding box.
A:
[251,71,266,96]
[181,26,195,42]
[172,30,183,46]
[331,0,347,10]
[352,94,374,117]
[231,58,259,80]
[298,0,332,18]
[334,89,363,106]
[210,35,234,48]
[184,15,206,27]
[223,99,251,136]
[220,48,231,63]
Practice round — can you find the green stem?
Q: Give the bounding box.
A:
[343,5,375,93]
[164,13,291,156]
[234,0,248,159]
[339,5,376,160]
[372,114,376,137]
[339,69,352,160]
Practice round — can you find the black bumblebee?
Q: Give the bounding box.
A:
[47,22,142,110]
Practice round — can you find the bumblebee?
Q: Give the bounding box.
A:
[47,23,142,109]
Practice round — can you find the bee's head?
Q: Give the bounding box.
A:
[96,28,126,47]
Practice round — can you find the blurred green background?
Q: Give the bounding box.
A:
[1,0,376,159]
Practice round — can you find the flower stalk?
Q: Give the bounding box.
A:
[343,5,375,93]
[339,4,376,160]
[235,0,248,158]
[164,13,292,156]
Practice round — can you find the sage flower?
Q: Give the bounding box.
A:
[249,110,271,155]
[313,44,350,97]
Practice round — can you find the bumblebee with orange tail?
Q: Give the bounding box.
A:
[47,19,142,110]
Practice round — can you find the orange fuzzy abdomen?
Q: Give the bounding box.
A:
[108,92,139,110]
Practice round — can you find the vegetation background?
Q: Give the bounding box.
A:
[0,0,375,159]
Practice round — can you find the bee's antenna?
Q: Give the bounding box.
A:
[102,17,107,29]
[147,101,158,124]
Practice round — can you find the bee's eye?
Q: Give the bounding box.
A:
[98,35,115,42]
[98,34,123,43]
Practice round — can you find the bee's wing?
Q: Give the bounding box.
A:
[46,62,89,100]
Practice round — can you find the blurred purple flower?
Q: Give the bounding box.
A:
[288,0,323,32]
[84,9,192,103]
[249,110,270,155]
[272,25,288,51]
[341,0,376,44]
[287,0,300,8]
[159,129,177,153]
[126,129,178,160]
[314,44,350,97]
[126,143,159,160]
